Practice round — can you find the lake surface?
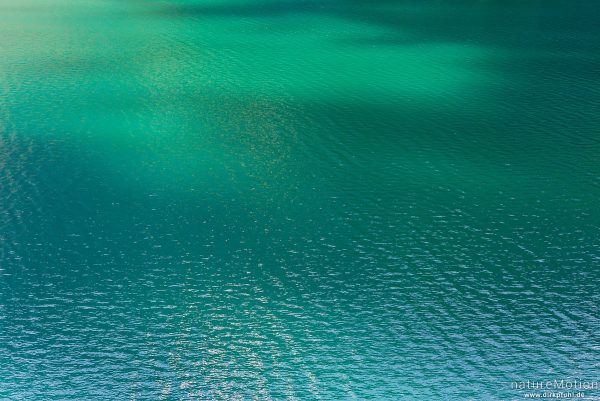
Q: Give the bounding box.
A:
[1,0,599,399]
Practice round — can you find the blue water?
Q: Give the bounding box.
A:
[1,0,599,399]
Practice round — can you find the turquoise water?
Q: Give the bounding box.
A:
[1,0,599,399]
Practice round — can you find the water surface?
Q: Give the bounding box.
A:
[1,0,599,399]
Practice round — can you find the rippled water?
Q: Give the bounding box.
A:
[1,0,599,399]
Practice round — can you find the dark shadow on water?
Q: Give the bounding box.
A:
[146,0,600,53]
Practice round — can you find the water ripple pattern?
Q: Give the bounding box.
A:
[0,0,599,400]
